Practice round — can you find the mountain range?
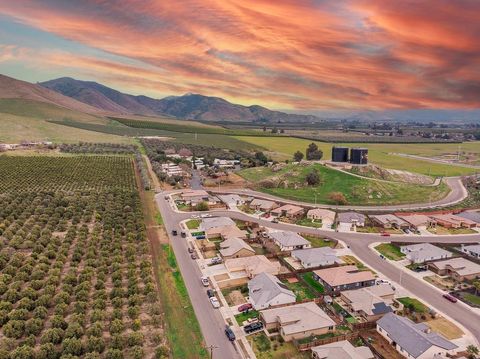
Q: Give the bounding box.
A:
[39,77,318,122]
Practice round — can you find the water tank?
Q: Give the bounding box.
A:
[331,146,349,162]
[350,148,368,164]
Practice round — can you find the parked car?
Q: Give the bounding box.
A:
[201,276,209,287]
[190,253,197,260]
[210,257,223,265]
[379,254,386,260]
[403,228,410,234]
[164,195,169,200]
[380,232,390,237]
[210,297,220,308]
[271,218,279,223]
[237,303,253,312]
[413,266,427,272]
[191,214,199,219]
[207,289,215,298]
[181,231,187,238]
[225,326,236,341]
[188,247,194,253]
[443,293,457,303]
[171,230,178,236]
[201,213,212,218]
[244,322,263,334]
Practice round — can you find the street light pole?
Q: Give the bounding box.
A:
[207,345,218,359]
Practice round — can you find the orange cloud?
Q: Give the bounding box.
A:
[1,0,479,110]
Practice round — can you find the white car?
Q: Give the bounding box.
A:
[210,257,223,265]
[201,276,209,287]
[210,297,220,308]
[191,214,199,219]
[200,213,212,218]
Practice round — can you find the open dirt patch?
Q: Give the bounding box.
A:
[227,290,247,306]
[426,317,463,340]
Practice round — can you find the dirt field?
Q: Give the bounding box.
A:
[227,290,247,306]
[426,317,464,340]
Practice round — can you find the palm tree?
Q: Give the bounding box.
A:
[467,344,479,359]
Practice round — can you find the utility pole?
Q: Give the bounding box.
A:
[206,345,218,359]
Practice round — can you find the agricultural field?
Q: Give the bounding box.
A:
[233,136,480,177]
[238,163,450,205]
[0,155,167,358]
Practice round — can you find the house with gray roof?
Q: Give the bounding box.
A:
[337,212,366,227]
[311,340,374,359]
[291,247,343,269]
[248,272,296,310]
[460,243,480,259]
[218,194,245,208]
[400,243,452,264]
[377,313,457,359]
[260,302,335,342]
[457,210,480,224]
[269,231,311,251]
[219,237,255,259]
[370,214,409,229]
[200,216,236,231]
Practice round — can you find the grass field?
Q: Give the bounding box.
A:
[398,297,428,313]
[301,234,336,248]
[234,310,259,325]
[301,272,325,293]
[234,136,480,176]
[282,280,316,301]
[374,243,406,260]
[239,163,450,205]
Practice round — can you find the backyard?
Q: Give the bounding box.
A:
[374,243,406,260]
[296,218,323,228]
[235,310,259,325]
[282,278,316,301]
[301,272,325,294]
[186,219,200,229]
[250,333,309,359]
[398,297,428,313]
[301,234,336,248]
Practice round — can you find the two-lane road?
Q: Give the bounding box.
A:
[156,195,242,359]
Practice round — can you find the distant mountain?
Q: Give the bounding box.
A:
[0,74,104,114]
[40,77,319,122]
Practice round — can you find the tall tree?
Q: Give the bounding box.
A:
[293,151,304,162]
[306,143,323,160]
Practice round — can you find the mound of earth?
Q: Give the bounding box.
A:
[352,165,433,184]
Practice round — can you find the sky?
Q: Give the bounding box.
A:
[0,0,479,111]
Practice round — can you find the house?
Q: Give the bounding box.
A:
[306,208,336,225]
[430,214,477,229]
[312,265,375,294]
[250,198,278,212]
[340,284,395,322]
[428,257,480,282]
[400,243,452,264]
[200,216,235,231]
[260,302,335,342]
[460,243,480,259]
[160,162,186,176]
[397,214,436,230]
[248,272,296,310]
[457,211,480,224]
[225,255,281,278]
[219,237,255,259]
[311,340,374,359]
[269,231,311,251]
[291,247,343,269]
[205,225,248,241]
[377,313,457,359]
[214,158,237,168]
[337,212,366,227]
[218,194,245,208]
[180,189,209,204]
[370,214,409,229]
[271,204,305,219]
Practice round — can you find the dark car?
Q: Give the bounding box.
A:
[190,253,197,260]
[181,231,187,238]
[188,247,194,253]
[244,322,263,334]
[171,230,178,236]
[207,289,215,298]
[225,326,236,341]
[443,293,457,303]
[238,303,253,312]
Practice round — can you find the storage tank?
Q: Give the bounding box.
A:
[331,146,349,162]
[350,148,368,164]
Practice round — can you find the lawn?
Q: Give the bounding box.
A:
[301,234,336,248]
[251,333,309,359]
[234,136,480,177]
[428,226,477,235]
[238,163,450,206]
[398,297,428,313]
[296,218,323,228]
[374,243,405,261]
[282,280,316,301]
[463,293,480,306]
[235,310,259,325]
[186,219,200,229]
[301,272,325,294]
[341,255,372,272]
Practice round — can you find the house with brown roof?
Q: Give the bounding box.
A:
[306,208,336,225]
[397,214,436,230]
[219,237,255,259]
[269,231,311,251]
[260,302,335,341]
[430,213,477,229]
[428,257,480,282]
[271,204,305,219]
[224,255,281,279]
[180,189,210,205]
[311,340,374,359]
[249,198,278,212]
[370,214,409,229]
[312,265,375,294]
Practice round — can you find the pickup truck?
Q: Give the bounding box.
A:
[244,322,263,334]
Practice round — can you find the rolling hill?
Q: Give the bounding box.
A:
[40,77,319,122]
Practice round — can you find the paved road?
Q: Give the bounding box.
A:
[211,176,468,211]
[155,195,242,359]
[157,196,480,342]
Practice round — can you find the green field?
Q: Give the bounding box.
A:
[374,243,406,260]
[398,297,428,313]
[234,136,480,176]
[238,163,450,205]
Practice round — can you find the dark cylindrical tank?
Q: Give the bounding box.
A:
[332,146,349,162]
[350,148,368,164]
